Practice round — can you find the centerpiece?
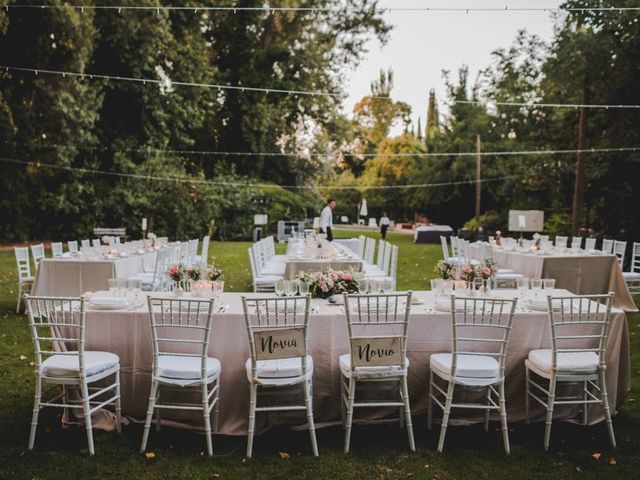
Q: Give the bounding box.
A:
[298,268,359,299]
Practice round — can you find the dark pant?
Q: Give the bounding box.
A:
[321,227,333,241]
[381,225,389,239]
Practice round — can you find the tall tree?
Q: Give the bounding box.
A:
[425,89,439,147]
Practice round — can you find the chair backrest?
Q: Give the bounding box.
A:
[481,243,493,263]
[450,236,460,258]
[546,293,614,369]
[248,247,259,286]
[15,247,32,280]
[81,239,91,249]
[147,297,216,382]
[613,240,627,267]
[382,242,392,275]
[540,235,550,243]
[343,292,412,374]
[387,245,399,280]
[440,236,450,260]
[364,237,375,265]
[358,235,366,259]
[30,243,45,270]
[631,242,640,274]
[376,239,386,269]
[51,242,63,257]
[188,239,199,263]
[448,295,517,381]
[92,239,101,248]
[242,295,311,380]
[25,295,87,377]
[114,237,121,245]
[584,238,596,250]
[571,237,583,249]
[555,236,568,248]
[179,242,190,263]
[601,238,613,254]
[67,240,79,253]
[150,248,170,291]
[200,235,210,266]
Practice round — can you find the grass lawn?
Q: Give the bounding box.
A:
[0,230,638,479]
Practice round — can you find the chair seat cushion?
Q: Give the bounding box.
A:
[254,274,283,284]
[494,272,524,280]
[623,271,640,281]
[21,276,35,283]
[339,353,409,378]
[245,356,313,380]
[430,353,499,381]
[496,268,515,274]
[527,349,599,374]
[43,351,119,378]
[157,355,221,380]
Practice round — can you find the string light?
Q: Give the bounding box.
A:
[4,65,640,110]
[0,156,522,190]
[455,99,640,110]
[6,141,640,159]
[2,4,638,13]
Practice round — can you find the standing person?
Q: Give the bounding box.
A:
[319,198,336,241]
[380,212,390,240]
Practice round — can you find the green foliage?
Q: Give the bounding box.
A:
[463,211,504,233]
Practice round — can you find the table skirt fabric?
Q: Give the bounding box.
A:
[82,291,630,436]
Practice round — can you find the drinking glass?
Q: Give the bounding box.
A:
[285,280,298,297]
[275,279,286,297]
[358,279,368,295]
[430,278,443,295]
[543,278,556,290]
[442,280,453,296]
[531,278,543,296]
[473,277,483,296]
[108,278,118,295]
[298,281,310,296]
[368,279,381,294]
[383,278,394,293]
[516,277,529,297]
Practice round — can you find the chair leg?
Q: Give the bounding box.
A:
[115,370,122,434]
[499,383,510,455]
[524,367,530,425]
[212,379,220,432]
[246,383,257,458]
[484,386,491,433]
[401,376,415,452]
[437,381,455,453]
[202,383,213,457]
[28,377,42,450]
[340,377,347,427]
[155,387,162,432]
[80,381,95,456]
[582,380,588,426]
[140,381,159,453]
[427,370,434,431]
[543,375,557,451]
[16,282,22,314]
[344,377,356,454]
[598,370,616,449]
[303,379,319,457]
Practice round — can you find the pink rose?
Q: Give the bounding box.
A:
[482,267,491,276]
[343,273,353,281]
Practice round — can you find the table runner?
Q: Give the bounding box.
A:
[82,290,630,435]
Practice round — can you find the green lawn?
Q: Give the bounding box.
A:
[0,232,638,479]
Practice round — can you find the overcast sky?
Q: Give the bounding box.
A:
[343,0,563,135]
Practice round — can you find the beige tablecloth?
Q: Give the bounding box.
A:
[284,259,364,279]
[470,245,636,312]
[82,290,630,435]
[32,253,157,296]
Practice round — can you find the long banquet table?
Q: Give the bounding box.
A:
[283,241,364,279]
[83,290,630,435]
[33,252,157,297]
[469,244,636,312]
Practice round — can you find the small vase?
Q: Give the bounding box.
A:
[481,279,492,296]
[173,281,184,297]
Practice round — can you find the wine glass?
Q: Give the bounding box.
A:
[298,281,310,296]
[531,279,543,297]
[275,279,286,297]
[543,278,556,290]
[285,280,298,297]
[516,277,529,298]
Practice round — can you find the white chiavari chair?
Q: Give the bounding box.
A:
[51,241,64,257]
[141,297,220,456]
[358,235,366,258]
[92,239,101,248]
[247,247,281,292]
[571,237,583,250]
[440,236,451,261]
[188,238,199,265]
[67,240,79,254]
[341,292,415,453]
[613,240,627,268]
[525,293,616,451]
[384,245,399,284]
[363,237,376,266]
[623,242,640,293]
[30,243,45,271]
[554,236,568,249]
[601,239,614,254]
[584,238,596,250]
[25,295,121,455]
[428,295,517,453]
[194,235,210,266]
[133,248,169,291]
[376,240,386,270]
[265,236,287,263]
[15,247,34,313]
[81,239,91,249]
[241,294,318,458]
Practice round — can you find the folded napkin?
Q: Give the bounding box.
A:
[435,297,470,312]
[526,297,564,311]
[89,296,128,307]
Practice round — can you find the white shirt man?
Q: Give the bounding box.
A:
[380,213,390,239]
[319,199,336,241]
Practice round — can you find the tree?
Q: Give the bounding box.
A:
[425,89,440,147]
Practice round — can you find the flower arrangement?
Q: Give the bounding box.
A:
[434,260,456,280]
[186,265,203,281]
[167,264,186,283]
[479,259,497,280]
[460,263,477,283]
[298,268,359,298]
[205,266,223,281]
[168,264,223,283]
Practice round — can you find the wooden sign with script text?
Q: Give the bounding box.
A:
[254,328,306,361]
[351,336,402,367]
